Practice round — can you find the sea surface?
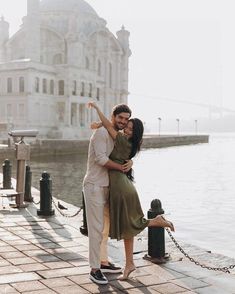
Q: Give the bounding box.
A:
[12,133,235,259]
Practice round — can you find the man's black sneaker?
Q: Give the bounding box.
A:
[89,269,108,285]
[100,262,122,273]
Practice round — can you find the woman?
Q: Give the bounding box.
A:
[89,102,174,280]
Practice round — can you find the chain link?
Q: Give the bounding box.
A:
[51,193,82,218]
[166,228,235,274]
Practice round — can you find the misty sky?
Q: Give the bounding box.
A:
[1,0,235,124]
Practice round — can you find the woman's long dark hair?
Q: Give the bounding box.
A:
[126,118,144,181]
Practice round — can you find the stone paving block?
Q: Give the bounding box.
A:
[37,265,90,279]
[45,248,73,254]
[163,261,200,275]
[0,222,17,227]
[195,285,232,294]
[68,274,91,285]
[109,279,144,291]
[0,235,22,241]
[36,242,61,249]
[202,274,235,292]
[151,282,189,293]
[68,259,89,267]
[68,245,89,253]
[6,239,31,245]
[0,265,22,275]
[43,261,73,269]
[40,277,75,288]
[18,263,49,272]
[0,240,7,247]
[53,252,84,261]
[135,274,167,286]
[0,231,12,237]
[29,238,53,245]
[0,246,17,253]
[80,282,120,293]
[23,250,49,257]
[53,285,90,294]
[21,289,56,294]
[8,257,38,265]
[0,251,26,259]
[57,241,80,248]
[133,258,152,268]
[0,284,20,293]
[142,265,187,281]
[0,272,40,284]
[171,277,209,290]
[14,244,40,251]
[11,280,47,292]
[0,259,10,267]
[39,223,64,230]
[32,255,61,263]
[127,287,162,293]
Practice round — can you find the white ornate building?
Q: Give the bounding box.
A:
[0,0,131,139]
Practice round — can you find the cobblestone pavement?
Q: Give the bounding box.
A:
[0,176,235,293]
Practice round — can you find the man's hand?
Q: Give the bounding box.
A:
[122,159,133,173]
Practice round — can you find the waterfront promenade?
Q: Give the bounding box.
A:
[0,175,235,293]
[0,135,209,159]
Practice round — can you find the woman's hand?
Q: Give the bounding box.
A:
[88,101,98,109]
[90,121,102,129]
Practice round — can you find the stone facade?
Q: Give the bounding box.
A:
[0,0,131,139]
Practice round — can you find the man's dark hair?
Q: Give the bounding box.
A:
[112,104,132,117]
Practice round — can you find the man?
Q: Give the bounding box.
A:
[83,104,132,285]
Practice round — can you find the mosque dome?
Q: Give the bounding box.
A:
[40,0,98,16]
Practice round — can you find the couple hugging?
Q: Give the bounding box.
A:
[82,102,175,285]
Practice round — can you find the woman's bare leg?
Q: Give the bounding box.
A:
[148,215,175,231]
[120,238,136,280]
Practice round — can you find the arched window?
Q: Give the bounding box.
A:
[35,77,40,93]
[7,78,12,93]
[43,79,47,94]
[85,57,89,69]
[109,63,112,88]
[58,80,64,95]
[19,77,24,93]
[72,80,77,95]
[81,82,85,96]
[96,88,100,101]
[97,59,101,76]
[89,83,92,98]
[50,80,54,95]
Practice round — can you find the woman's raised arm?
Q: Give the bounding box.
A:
[88,102,118,139]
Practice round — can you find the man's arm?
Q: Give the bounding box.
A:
[93,129,122,171]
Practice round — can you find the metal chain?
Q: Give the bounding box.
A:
[166,228,235,274]
[51,193,82,218]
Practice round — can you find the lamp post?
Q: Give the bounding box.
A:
[195,119,198,135]
[176,118,180,136]
[158,117,162,136]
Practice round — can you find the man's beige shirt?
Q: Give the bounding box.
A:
[83,127,114,187]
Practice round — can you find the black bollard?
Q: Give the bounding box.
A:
[80,191,88,236]
[37,172,55,216]
[2,159,12,189]
[24,165,33,202]
[146,199,168,263]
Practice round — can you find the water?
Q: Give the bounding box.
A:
[11,133,235,259]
